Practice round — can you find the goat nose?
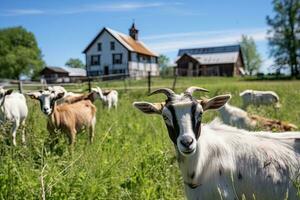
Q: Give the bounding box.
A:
[180,136,194,148]
[43,107,49,112]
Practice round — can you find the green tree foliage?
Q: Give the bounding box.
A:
[240,35,262,75]
[65,58,85,68]
[266,0,300,76]
[0,26,44,79]
[158,54,170,77]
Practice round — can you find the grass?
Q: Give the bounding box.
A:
[0,77,300,199]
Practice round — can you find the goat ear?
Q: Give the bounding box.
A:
[55,92,65,100]
[201,94,231,111]
[133,102,164,114]
[5,89,13,96]
[26,92,40,99]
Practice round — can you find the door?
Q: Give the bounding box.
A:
[104,66,109,75]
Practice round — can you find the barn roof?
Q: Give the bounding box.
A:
[43,66,68,73]
[83,27,157,57]
[178,44,241,56]
[64,67,87,77]
[41,66,86,77]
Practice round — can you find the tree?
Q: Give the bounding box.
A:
[158,54,170,69]
[266,0,300,77]
[240,35,262,75]
[65,58,85,68]
[158,54,170,77]
[0,26,44,79]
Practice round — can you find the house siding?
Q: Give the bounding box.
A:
[85,30,129,76]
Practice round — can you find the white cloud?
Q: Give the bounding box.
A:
[2,9,44,16]
[144,28,268,53]
[1,2,182,16]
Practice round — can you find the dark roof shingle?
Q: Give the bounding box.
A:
[178,44,240,56]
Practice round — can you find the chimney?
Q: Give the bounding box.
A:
[129,23,139,40]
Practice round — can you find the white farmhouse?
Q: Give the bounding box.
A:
[83,23,159,79]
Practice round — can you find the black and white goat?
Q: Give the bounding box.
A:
[134,87,300,200]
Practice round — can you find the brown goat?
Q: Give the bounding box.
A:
[250,114,298,132]
[28,90,97,148]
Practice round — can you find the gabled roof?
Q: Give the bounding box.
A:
[83,27,157,57]
[193,52,240,64]
[42,66,68,73]
[178,44,241,57]
[175,53,200,64]
[64,67,86,77]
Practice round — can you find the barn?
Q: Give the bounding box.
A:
[40,66,87,83]
[176,44,245,76]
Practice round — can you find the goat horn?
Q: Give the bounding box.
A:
[185,86,209,95]
[149,88,175,98]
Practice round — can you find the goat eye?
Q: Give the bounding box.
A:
[163,115,168,120]
[197,113,202,120]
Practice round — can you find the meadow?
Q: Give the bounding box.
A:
[0,77,300,199]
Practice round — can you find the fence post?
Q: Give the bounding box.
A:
[18,80,23,94]
[123,77,128,92]
[88,77,91,92]
[148,71,151,93]
[172,69,178,91]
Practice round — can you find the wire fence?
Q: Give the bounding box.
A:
[0,72,178,94]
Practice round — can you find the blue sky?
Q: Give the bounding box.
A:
[0,0,274,72]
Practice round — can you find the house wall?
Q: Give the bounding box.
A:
[85,30,129,76]
[177,55,200,76]
[128,62,159,78]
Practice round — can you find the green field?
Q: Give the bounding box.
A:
[0,77,300,199]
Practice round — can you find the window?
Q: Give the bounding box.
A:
[113,53,122,64]
[97,43,102,51]
[128,52,131,61]
[137,54,140,62]
[91,55,100,65]
[110,41,115,50]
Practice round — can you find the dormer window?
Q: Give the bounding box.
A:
[97,43,102,51]
[110,42,115,50]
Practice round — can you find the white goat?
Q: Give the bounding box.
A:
[0,87,28,146]
[240,89,280,108]
[92,87,118,109]
[134,87,300,200]
[219,103,256,130]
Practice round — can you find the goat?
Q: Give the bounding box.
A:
[27,90,96,148]
[219,103,297,132]
[218,103,256,130]
[240,89,280,108]
[0,87,28,146]
[92,87,118,109]
[134,87,300,200]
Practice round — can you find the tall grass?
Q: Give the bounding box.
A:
[0,77,299,199]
